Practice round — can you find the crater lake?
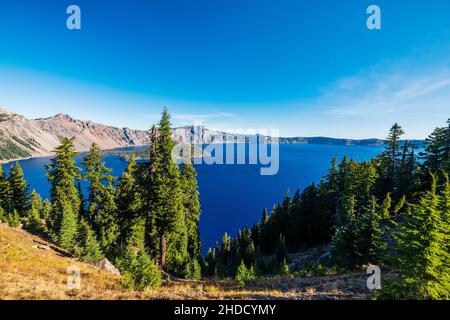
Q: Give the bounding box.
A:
[1,144,384,253]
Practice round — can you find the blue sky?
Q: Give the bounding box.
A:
[0,0,449,139]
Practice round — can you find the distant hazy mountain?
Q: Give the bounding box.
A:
[0,108,418,162]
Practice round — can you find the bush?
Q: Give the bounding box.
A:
[134,252,162,290]
[376,277,417,300]
[75,219,104,264]
[235,261,255,287]
[278,258,290,276]
[185,257,202,280]
[6,210,21,228]
[310,263,327,277]
[26,206,44,234]
[0,207,5,222]
[116,246,162,290]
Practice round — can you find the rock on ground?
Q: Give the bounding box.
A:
[95,258,121,275]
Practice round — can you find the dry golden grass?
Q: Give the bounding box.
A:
[0,222,370,300]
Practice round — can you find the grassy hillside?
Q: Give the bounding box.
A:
[0,222,370,300]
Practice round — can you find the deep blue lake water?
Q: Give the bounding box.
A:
[1,144,384,253]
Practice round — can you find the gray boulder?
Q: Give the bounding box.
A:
[95,258,121,275]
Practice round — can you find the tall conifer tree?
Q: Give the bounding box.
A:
[117,154,142,248]
[180,161,202,259]
[148,108,188,273]
[391,173,450,299]
[0,165,11,212]
[354,196,386,265]
[26,190,44,234]
[9,162,29,216]
[82,143,111,222]
[46,137,81,233]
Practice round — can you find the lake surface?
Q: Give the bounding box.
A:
[1,144,384,253]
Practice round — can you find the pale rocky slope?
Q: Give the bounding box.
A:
[0,108,151,160]
[0,108,228,161]
[0,108,395,161]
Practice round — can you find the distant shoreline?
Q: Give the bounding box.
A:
[0,155,50,166]
[0,140,423,166]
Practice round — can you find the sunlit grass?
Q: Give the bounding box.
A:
[0,222,370,300]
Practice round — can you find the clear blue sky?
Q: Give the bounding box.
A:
[0,0,449,139]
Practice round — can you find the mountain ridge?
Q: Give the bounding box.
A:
[0,108,416,162]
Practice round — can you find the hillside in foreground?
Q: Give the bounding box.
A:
[0,222,370,300]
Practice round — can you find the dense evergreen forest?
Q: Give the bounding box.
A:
[204,119,450,299]
[0,108,449,299]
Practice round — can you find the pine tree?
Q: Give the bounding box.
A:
[82,144,119,251]
[96,178,119,252]
[251,221,261,251]
[302,184,322,246]
[77,179,86,219]
[115,218,162,290]
[204,246,218,277]
[315,157,340,243]
[275,234,287,267]
[116,154,142,248]
[76,218,104,263]
[259,208,272,255]
[9,162,29,216]
[235,260,254,287]
[42,199,52,236]
[147,108,187,272]
[422,127,447,173]
[398,142,418,198]
[393,195,407,216]
[390,173,450,299]
[377,123,405,198]
[184,256,202,280]
[420,126,448,189]
[437,172,450,293]
[141,124,159,254]
[236,226,256,267]
[279,191,291,241]
[118,246,162,290]
[46,137,81,233]
[0,165,12,212]
[354,196,386,265]
[0,206,5,222]
[354,161,379,210]
[332,195,357,268]
[278,258,290,276]
[218,232,233,277]
[133,250,162,289]
[26,191,44,234]
[380,193,392,219]
[30,190,43,212]
[180,161,202,260]
[261,208,268,225]
[58,199,78,251]
[6,209,20,228]
[445,119,450,173]
[82,143,112,223]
